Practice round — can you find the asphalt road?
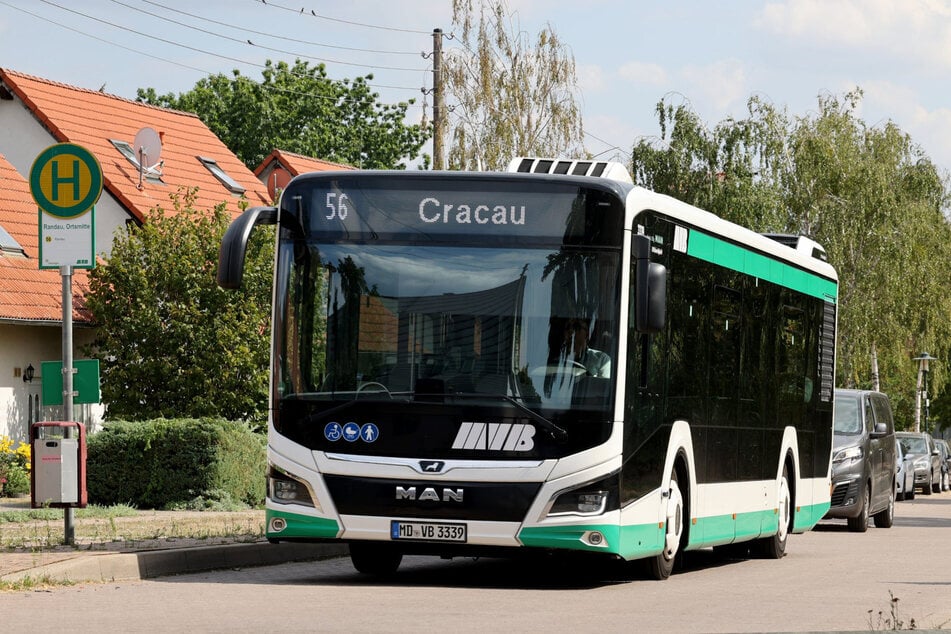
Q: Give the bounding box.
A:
[4,495,951,633]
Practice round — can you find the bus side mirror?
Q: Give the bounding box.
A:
[633,234,667,334]
[217,206,278,289]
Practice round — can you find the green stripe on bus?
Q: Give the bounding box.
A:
[518,524,622,554]
[266,508,340,539]
[793,501,830,531]
[519,522,668,559]
[687,231,837,302]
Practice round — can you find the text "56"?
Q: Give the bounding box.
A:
[325,193,351,220]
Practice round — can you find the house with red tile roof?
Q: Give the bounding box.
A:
[0,68,272,440]
[254,148,354,200]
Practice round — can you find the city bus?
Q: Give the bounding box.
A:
[217,157,837,579]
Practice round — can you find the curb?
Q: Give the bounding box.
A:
[1,542,349,584]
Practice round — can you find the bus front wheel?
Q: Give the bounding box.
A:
[647,468,684,580]
[755,463,790,558]
[349,542,403,576]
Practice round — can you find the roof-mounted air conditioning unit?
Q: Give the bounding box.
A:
[507,157,632,184]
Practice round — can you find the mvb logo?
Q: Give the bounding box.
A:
[451,421,535,451]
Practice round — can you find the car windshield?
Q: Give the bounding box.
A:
[898,436,928,454]
[833,395,862,434]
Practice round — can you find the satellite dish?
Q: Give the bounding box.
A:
[133,127,162,169]
[267,166,292,201]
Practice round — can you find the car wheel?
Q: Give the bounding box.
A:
[932,472,941,494]
[906,484,915,500]
[873,482,894,528]
[847,485,870,532]
[923,473,933,495]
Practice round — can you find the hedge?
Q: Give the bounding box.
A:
[86,418,265,509]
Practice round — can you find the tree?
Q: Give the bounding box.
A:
[84,188,273,422]
[444,0,585,171]
[630,90,951,426]
[137,59,429,171]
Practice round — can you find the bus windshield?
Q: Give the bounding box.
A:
[279,241,620,414]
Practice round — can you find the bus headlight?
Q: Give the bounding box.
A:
[268,467,317,508]
[546,473,619,518]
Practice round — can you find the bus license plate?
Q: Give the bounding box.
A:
[390,520,467,543]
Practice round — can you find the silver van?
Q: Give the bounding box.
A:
[826,389,897,532]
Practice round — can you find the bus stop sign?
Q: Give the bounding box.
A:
[29,143,101,269]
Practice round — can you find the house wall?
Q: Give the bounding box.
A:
[0,95,132,259]
[0,323,102,443]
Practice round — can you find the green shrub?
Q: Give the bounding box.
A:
[86,418,265,509]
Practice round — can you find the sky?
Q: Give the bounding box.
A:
[1,0,950,176]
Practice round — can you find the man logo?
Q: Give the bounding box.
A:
[395,486,464,503]
[451,422,535,451]
[420,460,445,473]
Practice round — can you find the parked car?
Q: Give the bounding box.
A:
[826,389,897,531]
[896,431,942,495]
[895,438,915,501]
[934,438,951,492]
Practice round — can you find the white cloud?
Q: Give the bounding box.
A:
[756,0,951,70]
[618,61,668,86]
[680,59,748,112]
[861,80,951,171]
[576,63,605,93]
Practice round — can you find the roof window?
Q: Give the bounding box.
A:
[198,156,246,194]
[0,223,25,257]
[110,139,164,184]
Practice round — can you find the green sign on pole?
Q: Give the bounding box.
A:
[40,359,101,406]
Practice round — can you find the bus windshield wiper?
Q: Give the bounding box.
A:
[444,392,567,442]
[300,390,413,423]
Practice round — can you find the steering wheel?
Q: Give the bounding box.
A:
[356,381,392,398]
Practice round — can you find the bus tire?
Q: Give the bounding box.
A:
[349,542,402,576]
[755,462,790,558]
[647,467,685,580]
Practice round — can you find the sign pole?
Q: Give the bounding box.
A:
[29,143,102,546]
[61,264,75,545]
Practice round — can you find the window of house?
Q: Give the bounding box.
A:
[197,156,245,194]
[109,139,163,183]
[0,223,25,257]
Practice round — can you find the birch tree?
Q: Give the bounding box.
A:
[444,0,585,171]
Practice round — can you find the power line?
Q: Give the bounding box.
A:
[0,0,428,108]
[21,0,426,95]
[141,0,422,56]
[258,0,432,35]
[106,0,427,73]
[0,0,212,75]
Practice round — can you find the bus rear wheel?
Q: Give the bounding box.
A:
[349,542,403,576]
[647,468,684,580]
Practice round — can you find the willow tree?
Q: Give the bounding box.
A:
[444,0,585,171]
[630,90,951,425]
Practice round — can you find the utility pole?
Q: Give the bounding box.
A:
[432,28,445,170]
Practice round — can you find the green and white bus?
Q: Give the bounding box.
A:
[218,157,837,579]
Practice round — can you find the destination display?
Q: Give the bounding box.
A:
[282,173,625,246]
